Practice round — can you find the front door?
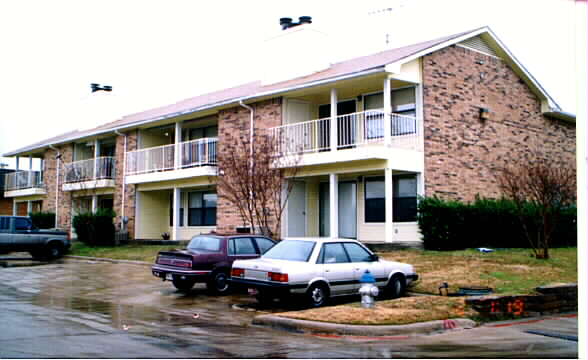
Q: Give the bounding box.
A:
[338,181,357,239]
[288,181,306,237]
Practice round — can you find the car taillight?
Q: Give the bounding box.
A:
[268,272,288,283]
[231,268,245,277]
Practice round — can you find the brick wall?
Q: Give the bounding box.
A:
[0,197,12,215]
[42,145,73,231]
[113,130,137,239]
[216,98,282,234]
[422,45,575,202]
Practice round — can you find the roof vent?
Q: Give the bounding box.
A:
[279,16,312,30]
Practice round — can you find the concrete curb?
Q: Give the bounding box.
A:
[64,255,151,266]
[252,314,477,336]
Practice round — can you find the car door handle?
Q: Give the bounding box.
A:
[325,269,330,273]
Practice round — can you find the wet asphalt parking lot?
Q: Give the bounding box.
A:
[0,257,578,358]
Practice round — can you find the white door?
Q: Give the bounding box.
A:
[288,181,306,237]
[338,182,357,239]
[285,99,311,151]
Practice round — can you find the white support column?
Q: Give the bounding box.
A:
[12,200,17,216]
[385,168,394,243]
[174,122,182,169]
[93,139,100,180]
[172,187,181,240]
[91,195,98,213]
[15,156,20,171]
[330,88,338,152]
[383,78,392,145]
[27,201,32,215]
[329,173,338,239]
[28,155,33,187]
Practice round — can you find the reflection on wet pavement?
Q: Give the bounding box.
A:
[0,259,578,358]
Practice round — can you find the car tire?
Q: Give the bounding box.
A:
[306,283,329,308]
[386,274,406,299]
[172,278,196,291]
[255,290,274,307]
[45,242,64,260]
[207,270,231,295]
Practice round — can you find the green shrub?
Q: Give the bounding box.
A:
[72,208,116,246]
[29,211,56,229]
[417,196,576,250]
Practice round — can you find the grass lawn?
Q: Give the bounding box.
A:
[276,247,577,326]
[68,242,180,263]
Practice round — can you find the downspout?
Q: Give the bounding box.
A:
[49,145,60,228]
[239,100,255,232]
[114,130,126,225]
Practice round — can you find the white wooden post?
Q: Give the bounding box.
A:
[28,155,33,187]
[385,168,394,243]
[383,78,392,145]
[174,122,182,169]
[91,195,98,213]
[15,156,20,171]
[329,173,338,238]
[12,200,17,216]
[172,187,181,240]
[94,139,100,180]
[330,88,338,152]
[27,201,32,215]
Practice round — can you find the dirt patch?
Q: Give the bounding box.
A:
[277,296,477,325]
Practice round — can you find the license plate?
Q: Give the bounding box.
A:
[248,288,258,296]
[165,273,173,281]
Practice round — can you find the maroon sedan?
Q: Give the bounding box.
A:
[152,234,276,294]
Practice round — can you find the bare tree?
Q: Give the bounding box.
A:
[496,156,576,259]
[217,131,300,240]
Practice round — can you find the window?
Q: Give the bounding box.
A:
[188,191,216,226]
[364,87,417,137]
[263,240,315,262]
[318,243,350,264]
[393,175,418,222]
[365,177,385,223]
[187,236,221,252]
[14,218,31,231]
[255,237,275,254]
[169,194,184,227]
[364,175,418,223]
[228,237,256,255]
[188,126,218,140]
[0,217,9,230]
[343,242,373,262]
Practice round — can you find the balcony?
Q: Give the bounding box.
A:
[62,156,116,191]
[3,170,45,197]
[125,138,218,184]
[269,110,422,167]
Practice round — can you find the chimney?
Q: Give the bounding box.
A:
[279,16,312,30]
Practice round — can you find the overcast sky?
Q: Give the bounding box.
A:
[0,0,579,169]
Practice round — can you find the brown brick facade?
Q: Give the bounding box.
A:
[216,98,282,234]
[0,197,12,215]
[42,145,73,230]
[113,130,137,239]
[422,45,575,202]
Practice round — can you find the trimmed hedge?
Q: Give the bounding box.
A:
[72,209,116,246]
[417,197,577,250]
[29,211,56,229]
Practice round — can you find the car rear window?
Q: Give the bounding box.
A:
[263,240,315,262]
[187,236,221,252]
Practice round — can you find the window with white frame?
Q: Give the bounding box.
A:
[188,191,217,226]
[364,174,418,223]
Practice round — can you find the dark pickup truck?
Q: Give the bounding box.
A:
[0,216,70,260]
[152,234,276,294]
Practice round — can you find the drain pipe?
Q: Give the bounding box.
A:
[239,100,255,232]
[49,145,60,228]
[114,130,126,225]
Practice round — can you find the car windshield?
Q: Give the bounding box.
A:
[262,240,315,262]
[187,236,221,252]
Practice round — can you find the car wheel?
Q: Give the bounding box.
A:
[386,274,406,299]
[207,270,231,295]
[46,242,64,260]
[306,283,329,307]
[172,278,196,291]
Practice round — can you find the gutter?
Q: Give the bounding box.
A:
[48,145,60,229]
[114,130,126,224]
[238,100,255,232]
[3,67,386,157]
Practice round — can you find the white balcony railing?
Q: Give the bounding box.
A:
[64,156,116,183]
[180,138,218,168]
[125,138,217,176]
[4,170,44,191]
[270,110,421,155]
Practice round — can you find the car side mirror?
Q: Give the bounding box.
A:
[370,254,379,262]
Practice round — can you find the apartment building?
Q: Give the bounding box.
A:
[2,25,575,244]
